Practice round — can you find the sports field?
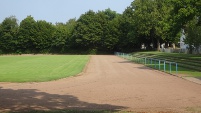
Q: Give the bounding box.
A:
[0,55,201,113]
[0,55,89,82]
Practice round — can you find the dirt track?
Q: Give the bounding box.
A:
[0,55,201,112]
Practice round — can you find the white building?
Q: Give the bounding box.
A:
[179,29,188,49]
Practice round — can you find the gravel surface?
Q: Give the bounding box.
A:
[0,55,201,113]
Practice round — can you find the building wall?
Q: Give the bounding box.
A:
[180,29,188,49]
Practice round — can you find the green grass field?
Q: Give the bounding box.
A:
[145,60,201,77]
[118,51,201,77]
[137,52,201,77]
[0,55,89,82]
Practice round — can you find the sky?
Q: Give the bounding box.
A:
[0,0,133,24]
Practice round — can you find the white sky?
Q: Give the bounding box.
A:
[0,0,133,24]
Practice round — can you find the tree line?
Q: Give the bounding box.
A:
[0,0,200,54]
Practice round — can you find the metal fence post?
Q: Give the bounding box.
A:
[164,61,166,72]
[170,62,172,73]
[159,60,161,70]
[145,58,146,65]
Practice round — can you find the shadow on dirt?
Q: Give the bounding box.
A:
[116,61,134,64]
[116,61,153,70]
[0,87,127,112]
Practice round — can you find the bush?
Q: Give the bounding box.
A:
[16,50,22,55]
[0,50,3,55]
[88,48,97,55]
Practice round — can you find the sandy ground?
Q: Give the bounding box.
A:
[0,55,201,113]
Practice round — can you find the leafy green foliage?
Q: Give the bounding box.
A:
[0,16,18,53]
[168,0,201,53]
[51,19,76,53]
[169,0,201,35]
[117,6,141,52]
[73,10,102,49]
[0,1,200,54]
[17,16,38,53]
[129,0,173,50]
[185,18,201,53]
[72,9,120,52]
[34,20,55,53]
[52,23,69,53]
[98,9,120,51]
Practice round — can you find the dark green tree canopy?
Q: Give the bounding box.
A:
[0,16,18,53]
[169,0,201,34]
[0,0,200,54]
[17,16,37,52]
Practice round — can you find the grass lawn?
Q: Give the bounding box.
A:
[0,55,89,82]
[125,51,201,77]
[137,51,201,60]
[145,61,201,77]
[141,52,201,77]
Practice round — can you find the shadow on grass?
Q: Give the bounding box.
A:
[0,87,127,113]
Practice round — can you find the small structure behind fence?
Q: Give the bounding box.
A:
[115,52,178,75]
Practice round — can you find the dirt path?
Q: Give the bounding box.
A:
[0,55,201,112]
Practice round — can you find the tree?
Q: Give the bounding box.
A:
[185,17,201,53]
[169,0,200,34]
[72,9,121,53]
[97,9,120,51]
[131,0,173,50]
[17,16,37,53]
[169,0,201,53]
[65,18,77,49]
[102,16,120,51]
[103,8,118,20]
[34,20,55,53]
[118,6,141,52]
[0,16,18,53]
[72,10,103,51]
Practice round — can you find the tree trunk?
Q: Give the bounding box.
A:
[165,42,168,48]
[189,45,193,54]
